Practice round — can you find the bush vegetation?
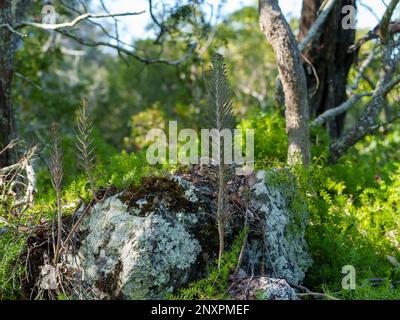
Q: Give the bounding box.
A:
[1,4,399,300]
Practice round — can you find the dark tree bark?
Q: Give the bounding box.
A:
[330,0,400,162]
[0,0,30,167]
[299,0,356,138]
[0,1,17,167]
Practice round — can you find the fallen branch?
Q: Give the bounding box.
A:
[290,283,340,300]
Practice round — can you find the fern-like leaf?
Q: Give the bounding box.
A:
[205,53,236,270]
[75,97,98,199]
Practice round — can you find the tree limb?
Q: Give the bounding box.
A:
[0,23,26,37]
[330,74,400,162]
[379,0,400,44]
[348,20,400,52]
[298,0,338,53]
[15,11,145,30]
[58,28,197,65]
[311,93,372,127]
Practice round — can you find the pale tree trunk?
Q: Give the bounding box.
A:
[259,0,311,166]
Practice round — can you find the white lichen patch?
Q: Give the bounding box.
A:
[257,278,297,300]
[74,195,201,299]
[248,170,312,285]
[171,176,199,202]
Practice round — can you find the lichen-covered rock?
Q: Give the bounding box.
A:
[72,187,203,299]
[230,277,298,300]
[69,168,311,299]
[245,170,312,285]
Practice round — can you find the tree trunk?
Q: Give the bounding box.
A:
[0,1,17,167]
[259,0,311,166]
[299,0,356,138]
[0,0,30,167]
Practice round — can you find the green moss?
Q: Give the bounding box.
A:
[119,175,198,217]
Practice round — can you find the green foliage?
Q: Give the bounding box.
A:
[338,280,400,300]
[3,2,399,301]
[97,150,153,190]
[215,6,277,112]
[0,231,26,300]
[125,105,167,150]
[239,110,287,166]
[238,110,400,299]
[168,229,247,300]
[94,46,196,147]
[331,127,400,195]
[302,161,400,294]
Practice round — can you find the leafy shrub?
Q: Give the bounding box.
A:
[303,162,400,294]
[239,110,287,166]
[168,229,247,300]
[338,280,400,300]
[125,105,167,150]
[0,231,26,300]
[97,150,153,189]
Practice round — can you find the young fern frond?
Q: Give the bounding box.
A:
[206,54,236,132]
[75,97,98,200]
[49,123,63,265]
[206,53,236,270]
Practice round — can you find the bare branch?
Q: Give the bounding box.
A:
[149,0,168,43]
[16,11,145,30]
[15,72,42,91]
[380,0,400,43]
[311,93,372,127]
[329,1,400,161]
[0,23,26,37]
[348,20,400,52]
[58,29,197,65]
[349,49,377,92]
[298,0,338,53]
[330,71,400,162]
[382,74,400,95]
[290,282,340,300]
[59,0,138,51]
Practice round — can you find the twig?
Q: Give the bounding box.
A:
[290,283,340,300]
[15,72,42,91]
[312,93,373,127]
[0,23,26,37]
[15,11,145,30]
